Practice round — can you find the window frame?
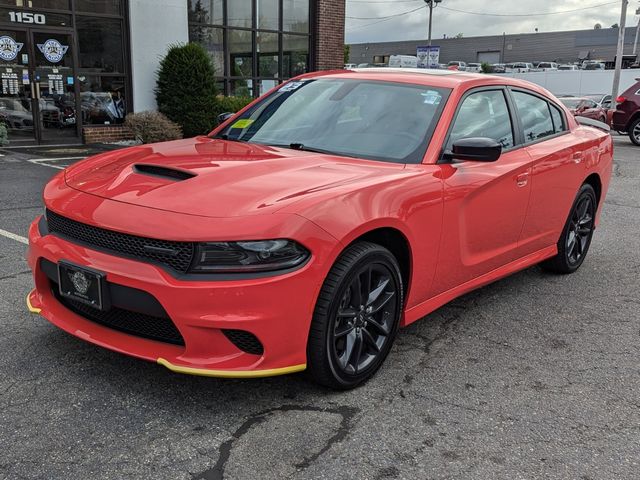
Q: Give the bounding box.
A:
[507,87,570,147]
[439,85,520,163]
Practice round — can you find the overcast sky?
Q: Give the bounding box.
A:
[346,0,640,44]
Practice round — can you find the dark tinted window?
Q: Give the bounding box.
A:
[228,0,252,28]
[448,90,514,150]
[550,104,566,133]
[283,0,309,33]
[0,0,69,8]
[188,0,223,25]
[77,17,124,73]
[76,0,121,14]
[512,91,555,142]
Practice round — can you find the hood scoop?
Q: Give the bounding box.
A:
[132,164,196,182]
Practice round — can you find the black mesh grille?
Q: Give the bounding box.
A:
[52,283,185,346]
[222,329,264,355]
[46,209,195,273]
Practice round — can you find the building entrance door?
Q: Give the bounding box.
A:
[0,27,79,146]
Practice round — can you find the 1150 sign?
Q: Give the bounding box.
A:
[8,11,46,24]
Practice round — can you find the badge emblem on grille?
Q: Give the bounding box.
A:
[69,271,90,295]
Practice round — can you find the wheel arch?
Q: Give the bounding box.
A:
[583,172,602,206]
[625,111,640,132]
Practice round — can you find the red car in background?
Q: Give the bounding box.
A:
[559,97,608,124]
[27,70,613,389]
[612,78,640,145]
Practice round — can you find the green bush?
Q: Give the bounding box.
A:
[0,123,8,146]
[480,62,493,74]
[155,43,218,137]
[212,96,254,125]
[125,111,183,144]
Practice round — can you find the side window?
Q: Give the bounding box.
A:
[512,91,555,142]
[549,103,566,134]
[447,90,514,150]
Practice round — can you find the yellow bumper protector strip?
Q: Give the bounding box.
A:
[157,358,306,379]
[26,291,41,314]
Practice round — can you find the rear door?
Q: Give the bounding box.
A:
[510,89,586,253]
[430,87,533,295]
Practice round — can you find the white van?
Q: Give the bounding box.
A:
[388,55,419,68]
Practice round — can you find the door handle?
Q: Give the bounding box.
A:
[516,172,529,188]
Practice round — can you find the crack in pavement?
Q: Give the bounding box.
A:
[192,404,360,480]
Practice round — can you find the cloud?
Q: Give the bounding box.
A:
[346,0,637,44]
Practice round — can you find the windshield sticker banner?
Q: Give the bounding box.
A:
[231,119,254,129]
[37,39,69,63]
[0,36,24,62]
[279,81,305,93]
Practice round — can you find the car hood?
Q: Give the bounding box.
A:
[64,137,406,218]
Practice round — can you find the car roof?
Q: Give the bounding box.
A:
[296,68,551,92]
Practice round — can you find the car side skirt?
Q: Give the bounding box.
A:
[403,245,557,326]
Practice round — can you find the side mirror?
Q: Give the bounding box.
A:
[217,112,235,125]
[443,137,502,162]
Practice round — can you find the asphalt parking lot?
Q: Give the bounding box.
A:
[1,138,639,480]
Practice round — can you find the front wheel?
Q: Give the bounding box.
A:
[307,242,403,389]
[629,118,640,146]
[541,184,597,274]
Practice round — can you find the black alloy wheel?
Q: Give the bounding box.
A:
[542,183,597,274]
[307,242,403,389]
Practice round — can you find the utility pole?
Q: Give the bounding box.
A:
[425,0,443,48]
[611,0,629,103]
[633,5,640,56]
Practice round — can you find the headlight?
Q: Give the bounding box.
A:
[190,239,310,273]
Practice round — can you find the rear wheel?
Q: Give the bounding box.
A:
[307,242,403,389]
[541,184,597,274]
[629,118,640,146]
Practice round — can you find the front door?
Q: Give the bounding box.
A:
[0,27,79,145]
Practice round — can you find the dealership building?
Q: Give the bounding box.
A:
[0,0,345,146]
[350,27,640,67]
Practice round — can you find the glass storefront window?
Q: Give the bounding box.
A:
[283,34,308,77]
[257,32,278,78]
[229,29,253,78]
[231,79,252,97]
[257,0,278,30]
[283,0,309,33]
[189,25,224,76]
[228,0,252,28]
[0,0,70,9]
[188,0,222,25]
[75,0,120,14]
[78,75,126,125]
[77,17,124,73]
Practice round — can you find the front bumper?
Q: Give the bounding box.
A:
[27,210,339,378]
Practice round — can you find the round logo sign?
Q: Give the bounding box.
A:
[37,39,69,63]
[71,271,90,295]
[0,36,24,62]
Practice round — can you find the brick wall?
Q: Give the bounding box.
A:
[83,126,135,144]
[315,0,346,70]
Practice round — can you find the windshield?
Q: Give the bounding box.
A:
[215,79,451,164]
[560,98,583,109]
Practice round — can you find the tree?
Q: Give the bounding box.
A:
[611,23,619,29]
[454,33,464,38]
[155,43,218,137]
[344,44,350,64]
[594,23,602,29]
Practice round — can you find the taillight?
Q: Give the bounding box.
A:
[616,96,625,105]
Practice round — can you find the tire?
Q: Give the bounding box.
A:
[541,184,597,274]
[307,241,403,389]
[629,117,640,146]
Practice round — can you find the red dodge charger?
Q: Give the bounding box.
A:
[27,69,613,389]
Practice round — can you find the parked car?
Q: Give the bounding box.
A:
[466,62,482,73]
[612,77,640,145]
[388,55,418,68]
[558,64,580,71]
[536,62,559,71]
[491,63,507,73]
[447,61,467,71]
[583,94,613,109]
[27,70,613,388]
[559,97,608,123]
[344,64,358,69]
[0,97,33,130]
[506,62,534,73]
[582,61,605,70]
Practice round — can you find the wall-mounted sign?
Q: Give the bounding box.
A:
[37,39,68,63]
[417,46,440,68]
[8,11,46,24]
[0,35,24,62]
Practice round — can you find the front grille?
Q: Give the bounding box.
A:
[46,209,195,274]
[222,329,264,355]
[52,282,185,346]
